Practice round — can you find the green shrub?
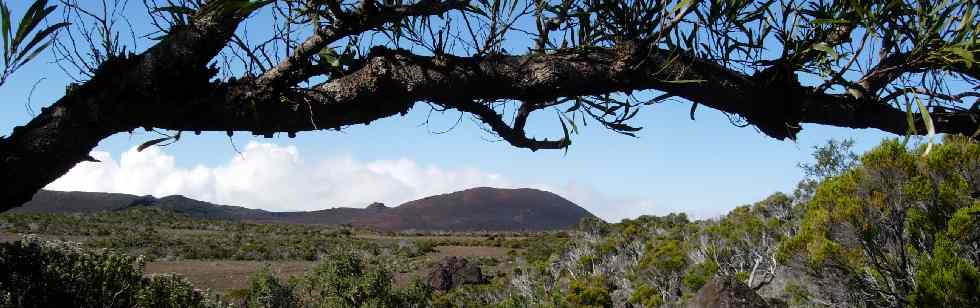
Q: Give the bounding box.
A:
[245,266,298,308]
[565,277,612,308]
[302,252,430,307]
[908,237,980,307]
[0,237,217,308]
[629,283,663,308]
[137,274,213,308]
[682,260,719,291]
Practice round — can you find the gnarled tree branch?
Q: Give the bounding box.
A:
[1,0,979,212]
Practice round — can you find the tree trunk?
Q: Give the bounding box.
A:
[0,5,247,211]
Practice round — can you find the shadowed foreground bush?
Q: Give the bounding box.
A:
[0,236,218,308]
[235,252,432,308]
[0,236,433,308]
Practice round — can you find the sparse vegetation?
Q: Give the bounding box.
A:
[0,0,978,305]
[3,137,980,307]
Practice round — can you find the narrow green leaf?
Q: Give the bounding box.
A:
[13,39,51,67]
[812,42,839,59]
[946,46,975,63]
[1,2,11,65]
[607,122,642,132]
[17,41,52,66]
[958,6,974,32]
[902,99,916,146]
[466,4,488,17]
[558,114,570,155]
[563,113,578,134]
[672,0,693,14]
[13,21,66,64]
[137,137,172,152]
[811,18,849,25]
[318,47,340,68]
[645,93,673,105]
[12,2,51,53]
[151,6,197,16]
[915,97,935,157]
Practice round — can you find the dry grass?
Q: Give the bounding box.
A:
[142,245,515,292]
[0,233,19,243]
[0,232,92,243]
[4,224,526,294]
[427,245,513,259]
[145,260,315,292]
[353,234,527,241]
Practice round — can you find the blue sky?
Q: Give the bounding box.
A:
[0,1,898,221]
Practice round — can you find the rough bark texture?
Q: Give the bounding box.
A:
[0,4,247,208]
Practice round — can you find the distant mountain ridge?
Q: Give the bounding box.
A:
[13,187,596,231]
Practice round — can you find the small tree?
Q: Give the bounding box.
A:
[693,193,795,291]
[245,266,299,308]
[302,252,430,307]
[780,137,980,307]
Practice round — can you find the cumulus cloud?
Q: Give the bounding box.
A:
[536,182,722,222]
[48,142,514,212]
[47,142,670,220]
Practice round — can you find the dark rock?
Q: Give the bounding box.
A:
[127,195,158,207]
[365,202,388,211]
[687,275,770,308]
[427,256,486,291]
[765,297,789,308]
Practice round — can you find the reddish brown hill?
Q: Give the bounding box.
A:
[352,187,595,231]
[16,187,597,231]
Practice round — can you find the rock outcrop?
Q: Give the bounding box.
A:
[426,257,486,291]
[687,275,770,308]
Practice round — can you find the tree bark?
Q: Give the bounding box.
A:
[0,4,248,209]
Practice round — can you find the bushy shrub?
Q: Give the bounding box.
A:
[781,137,980,306]
[137,274,214,308]
[629,283,663,308]
[0,236,217,308]
[301,252,430,307]
[682,260,719,291]
[244,267,298,308]
[565,277,613,308]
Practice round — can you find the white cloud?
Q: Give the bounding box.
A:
[48,142,514,212]
[47,142,675,221]
[536,182,718,222]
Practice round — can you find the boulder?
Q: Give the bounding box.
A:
[365,202,388,211]
[687,276,770,308]
[427,256,486,291]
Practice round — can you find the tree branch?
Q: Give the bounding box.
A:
[0,0,253,210]
[143,45,980,144]
[254,0,469,88]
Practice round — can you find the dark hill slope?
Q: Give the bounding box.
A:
[11,190,139,213]
[353,187,594,231]
[13,188,597,231]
